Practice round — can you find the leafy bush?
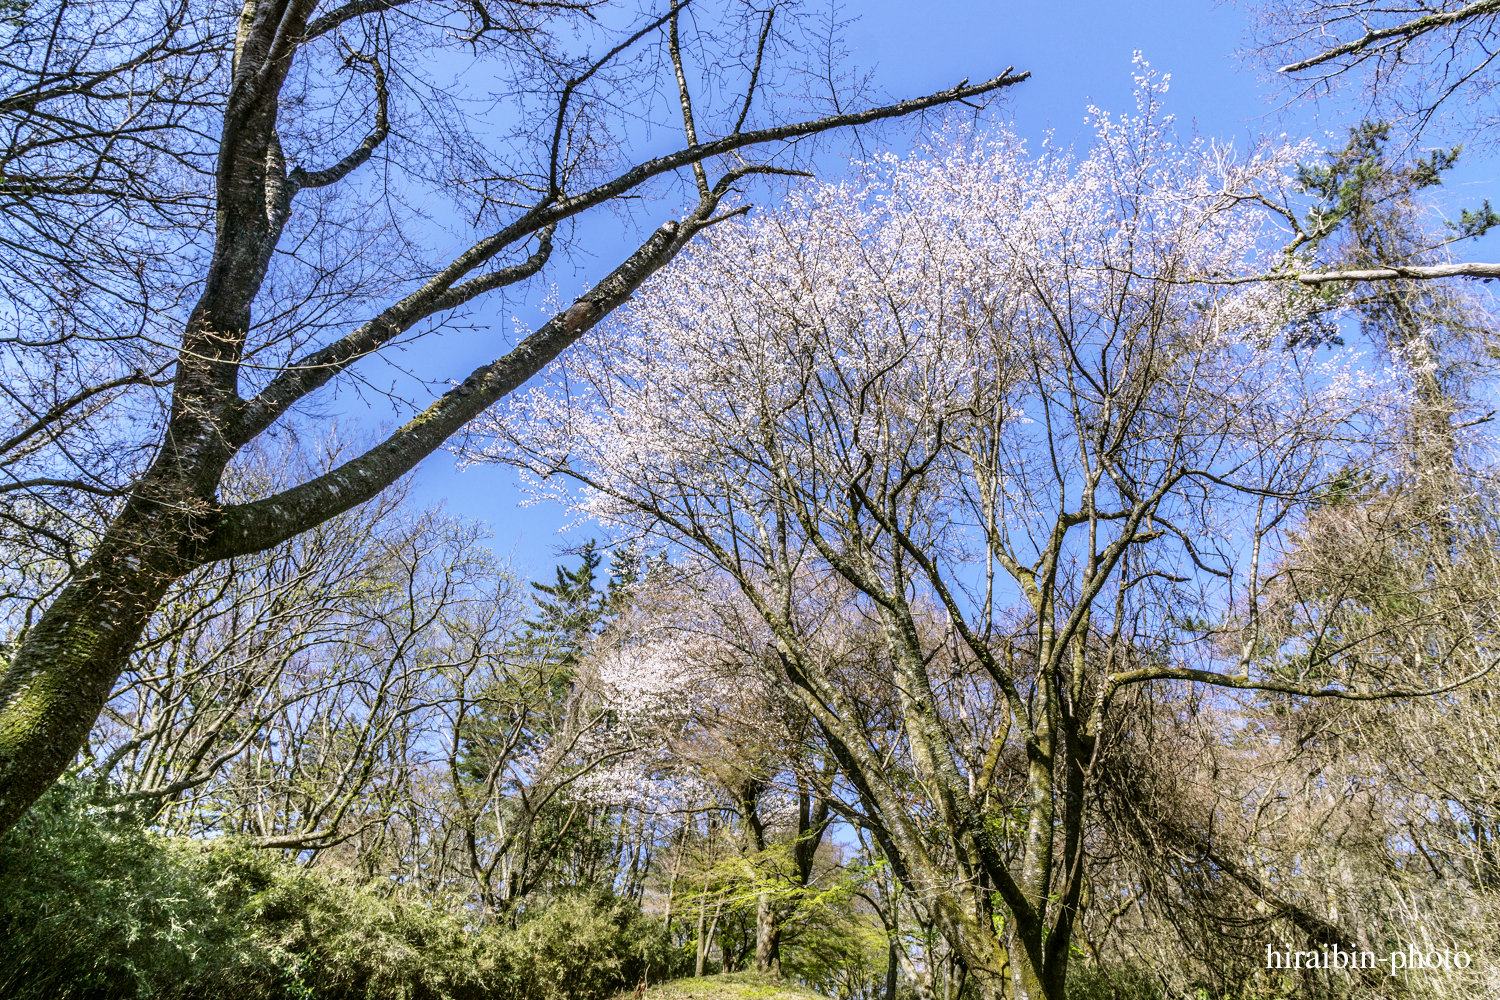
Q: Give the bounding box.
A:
[0,781,282,999]
[495,890,674,1000]
[0,782,670,1000]
[1065,963,1166,1000]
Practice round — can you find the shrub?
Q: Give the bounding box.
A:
[495,890,675,1000]
[0,782,282,999]
[1065,963,1167,1000]
[0,782,668,1000]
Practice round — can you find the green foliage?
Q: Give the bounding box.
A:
[1313,466,1380,509]
[1275,118,1499,357]
[0,781,280,1000]
[0,0,29,26]
[496,890,675,1000]
[1448,199,1500,240]
[0,782,674,1000]
[634,971,832,1000]
[1064,963,1165,1000]
[526,541,609,667]
[1292,119,1500,271]
[520,539,666,668]
[1294,122,1457,231]
[461,540,640,782]
[781,913,889,1000]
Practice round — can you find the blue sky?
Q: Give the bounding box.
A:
[372,0,1500,580]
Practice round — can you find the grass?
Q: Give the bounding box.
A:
[633,971,830,1000]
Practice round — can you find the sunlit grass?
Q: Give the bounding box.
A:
[634,971,830,1000]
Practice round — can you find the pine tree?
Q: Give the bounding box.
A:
[524,541,607,670]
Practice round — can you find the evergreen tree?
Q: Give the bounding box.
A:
[525,541,607,669]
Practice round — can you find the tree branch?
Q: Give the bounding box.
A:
[1105,659,1499,702]
[1296,260,1500,284]
[231,69,1027,441]
[231,228,554,444]
[733,6,775,135]
[302,0,414,40]
[289,51,388,190]
[203,219,681,560]
[1278,0,1500,74]
[0,370,164,458]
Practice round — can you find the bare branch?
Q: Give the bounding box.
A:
[205,220,681,561]
[232,228,555,444]
[0,370,163,458]
[1296,260,1500,284]
[1105,659,1499,702]
[302,0,414,40]
[550,5,683,197]
[1278,0,1500,73]
[668,1,710,199]
[733,5,776,135]
[290,51,389,190]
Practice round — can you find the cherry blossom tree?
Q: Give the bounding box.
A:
[473,76,1452,1000]
[578,575,841,977]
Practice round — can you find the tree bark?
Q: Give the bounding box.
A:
[1296,261,1500,284]
[755,890,782,978]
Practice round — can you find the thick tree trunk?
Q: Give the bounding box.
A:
[754,890,781,977]
[0,417,234,832]
[0,532,180,832]
[1008,948,1062,1000]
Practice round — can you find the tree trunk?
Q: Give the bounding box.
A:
[695,892,708,978]
[0,486,207,831]
[705,901,722,974]
[755,890,781,977]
